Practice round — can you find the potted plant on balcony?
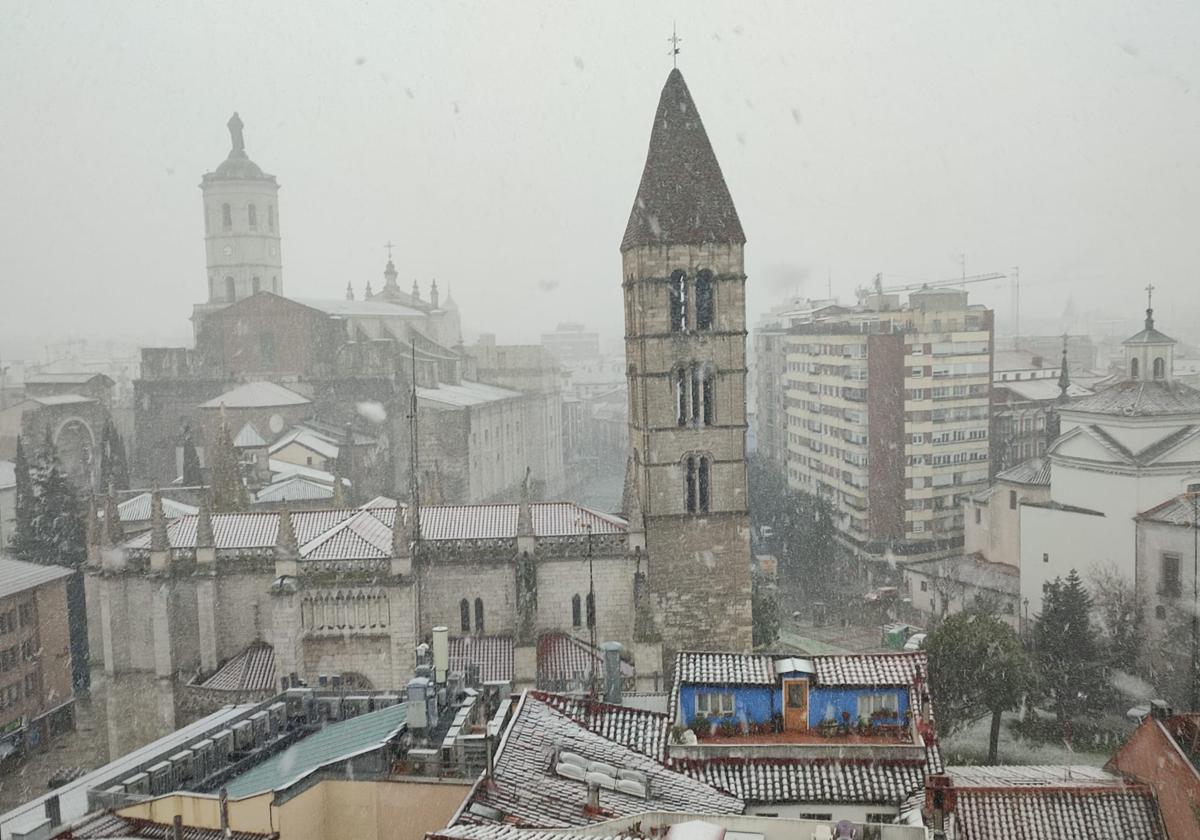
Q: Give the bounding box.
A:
[717,716,737,738]
[819,717,838,737]
[690,715,711,738]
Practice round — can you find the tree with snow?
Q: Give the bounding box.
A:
[1035,569,1107,730]
[926,607,1029,763]
[98,419,130,492]
[181,425,204,487]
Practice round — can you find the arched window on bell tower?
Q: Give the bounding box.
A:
[459,598,470,632]
[268,204,276,231]
[225,276,236,302]
[695,269,715,330]
[684,454,713,514]
[1154,357,1166,380]
[669,269,688,332]
[222,203,232,229]
[248,203,258,228]
[251,276,261,295]
[474,598,485,634]
[1130,357,1140,379]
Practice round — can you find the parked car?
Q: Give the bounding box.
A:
[903,632,927,651]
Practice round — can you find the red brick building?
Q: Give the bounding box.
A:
[0,559,75,763]
[1107,703,1200,840]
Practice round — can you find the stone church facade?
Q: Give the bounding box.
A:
[95,68,752,699]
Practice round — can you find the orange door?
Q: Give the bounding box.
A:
[783,678,809,731]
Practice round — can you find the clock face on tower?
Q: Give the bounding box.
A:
[223,245,233,257]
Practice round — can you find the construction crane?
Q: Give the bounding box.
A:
[856,271,1008,301]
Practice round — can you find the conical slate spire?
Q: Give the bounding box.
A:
[196,490,215,549]
[621,451,644,530]
[149,486,169,553]
[621,69,745,251]
[1057,335,1071,401]
[103,483,124,546]
[275,504,299,561]
[517,467,534,537]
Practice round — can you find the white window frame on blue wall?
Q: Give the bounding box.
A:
[856,692,899,719]
[695,691,735,716]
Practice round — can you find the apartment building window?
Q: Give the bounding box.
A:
[975,507,982,524]
[571,594,582,628]
[0,684,19,709]
[17,604,31,628]
[920,580,928,592]
[1043,552,1050,564]
[23,672,38,701]
[1161,553,1182,598]
[1009,490,1017,510]
[0,648,14,672]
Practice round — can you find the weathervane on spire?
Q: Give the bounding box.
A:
[1145,283,1155,311]
[668,23,682,68]
[385,240,394,262]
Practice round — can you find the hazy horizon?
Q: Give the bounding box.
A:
[3,0,1199,360]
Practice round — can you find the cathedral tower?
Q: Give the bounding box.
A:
[622,69,753,654]
[195,113,283,333]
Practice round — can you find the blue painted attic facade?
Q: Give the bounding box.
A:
[677,656,913,730]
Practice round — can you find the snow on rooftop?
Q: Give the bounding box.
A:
[200,381,310,409]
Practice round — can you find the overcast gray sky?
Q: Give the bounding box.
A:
[2,0,1199,358]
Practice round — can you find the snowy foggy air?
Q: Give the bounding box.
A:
[1,3,1199,840]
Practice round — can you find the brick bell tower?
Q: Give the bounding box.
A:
[621,68,753,655]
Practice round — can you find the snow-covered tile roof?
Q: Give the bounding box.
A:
[946,765,1118,788]
[116,492,198,522]
[449,635,514,684]
[0,558,73,601]
[233,422,267,448]
[674,652,777,686]
[434,828,639,840]
[268,459,337,484]
[457,692,741,828]
[29,394,94,406]
[197,641,275,693]
[416,380,523,408]
[299,509,393,560]
[537,633,635,686]
[812,652,927,687]
[122,501,623,556]
[269,427,339,459]
[200,381,310,409]
[254,475,335,503]
[677,757,928,806]
[536,692,669,762]
[950,784,1168,840]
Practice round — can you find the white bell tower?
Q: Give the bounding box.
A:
[194,113,283,334]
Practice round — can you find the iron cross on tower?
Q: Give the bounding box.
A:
[385,240,394,261]
[668,24,682,67]
[1145,283,1155,310]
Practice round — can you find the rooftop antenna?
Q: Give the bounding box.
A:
[407,337,422,548]
[668,23,682,68]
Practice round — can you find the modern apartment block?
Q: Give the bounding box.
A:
[755,288,994,560]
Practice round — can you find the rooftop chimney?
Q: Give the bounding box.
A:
[432,626,449,683]
[602,641,623,705]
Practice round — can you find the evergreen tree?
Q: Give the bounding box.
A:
[751,573,780,648]
[10,435,35,557]
[181,427,204,487]
[25,428,87,569]
[18,430,90,689]
[1035,569,1106,728]
[98,419,130,492]
[926,608,1029,763]
[208,411,247,512]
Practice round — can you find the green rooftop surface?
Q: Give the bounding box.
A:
[224,704,407,798]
